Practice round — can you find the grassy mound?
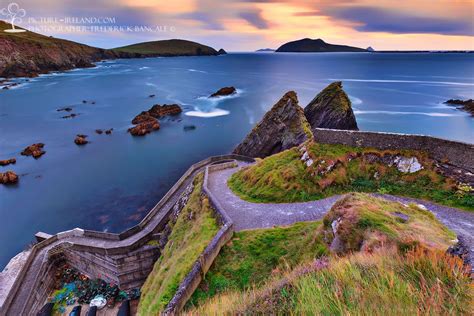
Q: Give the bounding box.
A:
[187,194,471,315]
[188,221,328,307]
[229,142,474,211]
[138,173,220,315]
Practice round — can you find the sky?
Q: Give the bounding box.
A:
[1,0,473,50]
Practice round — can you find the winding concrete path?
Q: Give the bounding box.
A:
[207,163,474,267]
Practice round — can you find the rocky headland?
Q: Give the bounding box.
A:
[445,99,474,116]
[276,38,367,53]
[0,21,224,78]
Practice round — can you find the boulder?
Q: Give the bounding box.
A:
[233,91,313,158]
[105,128,113,135]
[148,104,182,117]
[0,158,16,166]
[304,81,358,131]
[21,143,46,159]
[210,86,236,98]
[74,135,88,145]
[0,171,18,184]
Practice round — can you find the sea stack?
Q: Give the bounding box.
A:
[304,81,359,131]
[233,91,312,158]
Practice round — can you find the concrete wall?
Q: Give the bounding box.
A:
[313,128,474,173]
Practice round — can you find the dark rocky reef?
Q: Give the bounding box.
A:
[276,38,367,53]
[445,99,474,116]
[233,91,312,158]
[0,171,18,184]
[21,143,46,159]
[304,82,359,131]
[217,49,227,55]
[210,87,236,98]
[0,158,16,166]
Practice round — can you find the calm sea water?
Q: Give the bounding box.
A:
[0,52,473,267]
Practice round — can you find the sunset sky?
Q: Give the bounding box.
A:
[3,0,474,50]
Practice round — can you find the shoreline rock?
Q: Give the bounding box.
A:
[0,158,16,166]
[304,81,359,131]
[445,99,474,116]
[0,171,18,184]
[233,91,312,158]
[21,143,46,159]
[210,87,236,98]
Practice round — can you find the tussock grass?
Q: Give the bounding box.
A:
[187,194,472,315]
[229,142,474,211]
[188,221,328,307]
[138,173,220,315]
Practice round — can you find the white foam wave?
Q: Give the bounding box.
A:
[354,110,461,117]
[188,69,208,73]
[139,67,150,70]
[349,95,362,105]
[185,108,230,117]
[330,78,474,86]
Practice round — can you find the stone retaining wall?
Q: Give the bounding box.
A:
[163,162,243,314]
[313,128,474,173]
[0,154,254,316]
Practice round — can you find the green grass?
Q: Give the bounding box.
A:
[187,220,328,308]
[229,142,474,211]
[187,194,471,315]
[138,173,220,315]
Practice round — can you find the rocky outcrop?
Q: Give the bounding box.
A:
[217,49,227,55]
[210,87,236,98]
[304,82,359,131]
[21,143,45,159]
[445,99,474,116]
[0,171,18,184]
[233,91,312,158]
[0,158,16,166]
[129,104,181,136]
[74,135,88,145]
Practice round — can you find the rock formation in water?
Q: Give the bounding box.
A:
[74,135,89,145]
[128,104,182,136]
[210,87,236,98]
[21,143,46,159]
[129,120,160,136]
[0,171,18,184]
[304,82,359,131]
[0,158,16,166]
[233,91,313,158]
[218,49,227,55]
[445,99,474,116]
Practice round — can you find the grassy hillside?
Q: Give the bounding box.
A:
[188,220,328,307]
[229,141,474,211]
[138,173,220,315]
[114,39,218,56]
[187,194,472,315]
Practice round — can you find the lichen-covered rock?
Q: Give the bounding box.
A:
[304,81,358,131]
[233,91,313,158]
[0,171,18,184]
[21,143,45,158]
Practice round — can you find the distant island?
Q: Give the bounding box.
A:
[256,48,275,52]
[276,38,367,53]
[0,21,224,78]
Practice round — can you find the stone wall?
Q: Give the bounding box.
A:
[313,128,474,173]
[163,162,243,314]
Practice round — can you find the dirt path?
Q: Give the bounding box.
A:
[207,163,474,268]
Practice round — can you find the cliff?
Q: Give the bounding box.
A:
[233,91,312,158]
[304,81,359,131]
[0,21,222,78]
[276,38,367,53]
